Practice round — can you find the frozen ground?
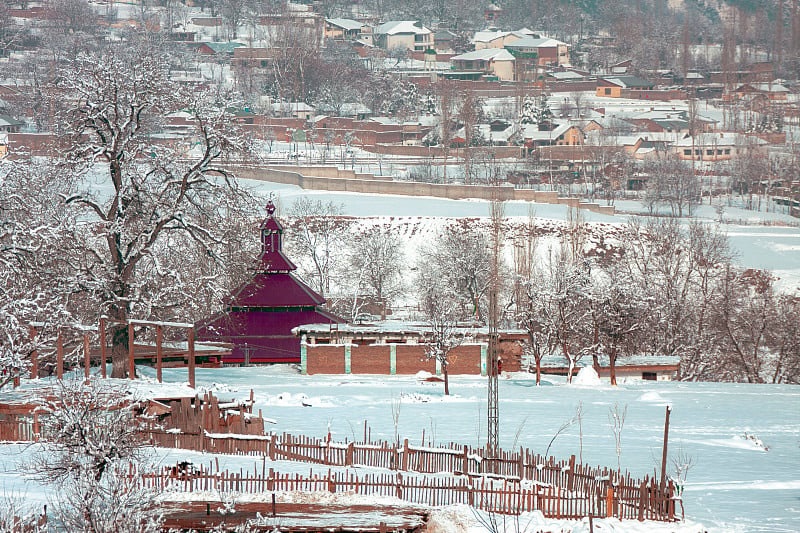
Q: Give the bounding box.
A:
[3,367,797,532]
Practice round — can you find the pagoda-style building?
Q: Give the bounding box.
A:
[196,201,342,364]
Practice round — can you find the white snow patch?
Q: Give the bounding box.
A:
[637,392,667,402]
[571,367,602,387]
[427,505,710,533]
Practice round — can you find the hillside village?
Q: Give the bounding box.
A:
[1,1,799,532]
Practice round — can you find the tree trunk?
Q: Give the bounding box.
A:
[443,365,450,395]
[610,345,617,386]
[535,356,542,385]
[110,323,130,379]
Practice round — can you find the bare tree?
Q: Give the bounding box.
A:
[419,276,465,396]
[286,198,347,297]
[643,155,700,217]
[608,402,627,474]
[419,221,493,322]
[52,37,256,378]
[27,378,162,532]
[348,227,404,318]
[535,246,592,382]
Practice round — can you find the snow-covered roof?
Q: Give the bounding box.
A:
[325,18,363,31]
[549,71,585,80]
[451,49,515,62]
[472,30,509,43]
[539,354,680,369]
[747,82,790,93]
[0,115,24,127]
[294,321,524,337]
[505,36,566,49]
[375,21,431,35]
[674,132,767,147]
[271,102,315,112]
[520,123,575,141]
[476,123,516,142]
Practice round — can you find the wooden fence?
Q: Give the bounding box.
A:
[0,420,678,521]
[140,462,676,521]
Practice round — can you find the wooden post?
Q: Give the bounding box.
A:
[638,480,646,521]
[660,405,671,489]
[56,329,64,380]
[188,327,196,389]
[128,322,135,379]
[568,454,576,491]
[606,486,614,518]
[401,438,409,471]
[83,333,91,381]
[29,325,38,379]
[99,318,107,378]
[156,325,163,383]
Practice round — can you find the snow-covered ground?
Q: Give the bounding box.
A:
[242,178,800,296]
[2,367,797,532]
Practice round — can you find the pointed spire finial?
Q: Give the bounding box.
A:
[266,193,276,216]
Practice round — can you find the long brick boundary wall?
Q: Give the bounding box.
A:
[301,340,522,375]
[227,164,616,216]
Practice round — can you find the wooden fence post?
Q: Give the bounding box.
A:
[345,442,354,466]
[29,325,38,379]
[401,438,409,471]
[606,486,614,518]
[56,329,64,380]
[668,480,675,521]
[568,455,576,491]
[462,445,469,475]
[188,327,196,388]
[99,318,106,378]
[156,325,163,383]
[638,480,646,521]
[83,333,91,381]
[660,405,671,489]
[128,322,135,379]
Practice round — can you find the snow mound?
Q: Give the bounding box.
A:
[415,370,434,380]
[571,367,602,387]
[263,392,314,407]
[637,392,666,402]
[427,506,709,532]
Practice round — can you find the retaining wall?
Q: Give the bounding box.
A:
[227,165,616,215]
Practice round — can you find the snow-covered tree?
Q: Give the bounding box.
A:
[519,93,553,126]
[535,246,592,382]
[419,275,464,396]
[418,221,494,322]
[348,227,405,318]
[285,198,349,297]
[588,265,648,385]
[0,160,76,386]
[50,36,257,378]
[27,378,162,532]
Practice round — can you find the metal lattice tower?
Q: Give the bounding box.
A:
[487,288,500,465]
[486,197,504,470]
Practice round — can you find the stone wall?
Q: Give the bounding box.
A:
[228,164,616,216]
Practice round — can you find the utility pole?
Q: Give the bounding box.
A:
[486,195,505,470]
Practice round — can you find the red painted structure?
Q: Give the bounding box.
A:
[196,201,342,364]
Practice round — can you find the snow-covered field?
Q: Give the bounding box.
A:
[4,367,797,532]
